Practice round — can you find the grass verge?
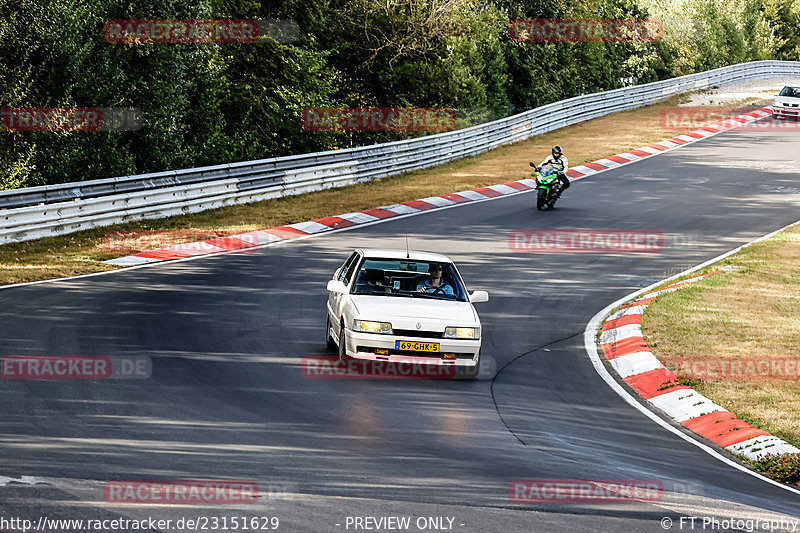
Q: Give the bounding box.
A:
[641,224,800,485]
[0,93,771,286]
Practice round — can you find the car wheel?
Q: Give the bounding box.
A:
[326,315,337,351]
[338,324,348,361]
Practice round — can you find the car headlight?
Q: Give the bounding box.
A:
[444,327,480,339]
[353,319,393,334]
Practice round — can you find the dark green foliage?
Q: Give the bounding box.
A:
[0,0,786,189]
[760,0,800,60]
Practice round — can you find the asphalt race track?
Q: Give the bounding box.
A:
[1,123,799,532]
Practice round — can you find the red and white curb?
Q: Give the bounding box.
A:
[104,108,773,267]
[599,268,800,461]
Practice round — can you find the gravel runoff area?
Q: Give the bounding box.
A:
[680,76,800,107]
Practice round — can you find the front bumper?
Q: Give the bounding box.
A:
[344,329,480,367]
[771,106,800,118]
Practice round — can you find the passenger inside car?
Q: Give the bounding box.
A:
[354,269,390,294]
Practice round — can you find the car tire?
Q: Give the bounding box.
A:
[326,315,337,351]
[338,324,349,361]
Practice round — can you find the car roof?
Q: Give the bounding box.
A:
[357,248,453,263]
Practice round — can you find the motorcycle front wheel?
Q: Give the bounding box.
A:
[537,188,547,210]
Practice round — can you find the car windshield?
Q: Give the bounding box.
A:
[778,86,800,98]
[351,258,468,301]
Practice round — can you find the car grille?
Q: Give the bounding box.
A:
[392,329,443,339]
[356,346,474,359]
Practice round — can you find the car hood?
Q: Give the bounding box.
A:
[774,96,800,105]
[350,295,479,325]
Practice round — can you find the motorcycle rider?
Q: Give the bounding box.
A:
[535,145,570,197]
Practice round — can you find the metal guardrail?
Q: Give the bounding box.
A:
[2,60,799,244]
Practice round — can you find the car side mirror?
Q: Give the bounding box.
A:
[469,290,489,303]
[327,279,348,294]
[529,162,536,167]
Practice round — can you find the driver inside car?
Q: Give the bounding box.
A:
[416,263,454,295]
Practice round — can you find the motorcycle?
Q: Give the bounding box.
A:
[529,162,564,211]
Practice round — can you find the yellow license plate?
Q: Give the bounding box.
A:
[395,340,440,352]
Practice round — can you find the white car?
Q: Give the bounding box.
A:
[325,249,489,378]
[772,86,800,119]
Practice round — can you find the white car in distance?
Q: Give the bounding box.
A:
[326,249,488,378]
[772,85,800,120]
